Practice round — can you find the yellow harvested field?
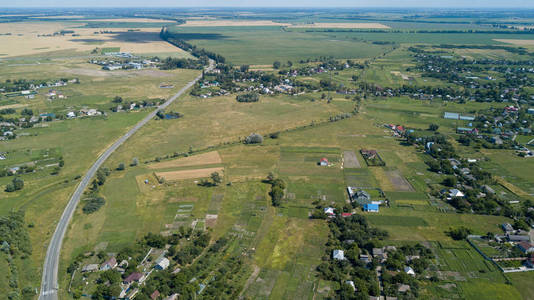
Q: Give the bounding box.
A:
[494,39,534,45]
[289,23,390,29]
[0,22,187,57]
[82,18,175,23]
[148,151,222,169]
[179,20,291,27]
[156,167,224,181]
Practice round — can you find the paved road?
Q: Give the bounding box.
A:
[39,62,211,300]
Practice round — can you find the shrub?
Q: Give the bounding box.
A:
[82,197,106,214]
[244,133,263,144]
[236,93,259,103]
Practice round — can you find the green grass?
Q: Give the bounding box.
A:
[167,26,392,64]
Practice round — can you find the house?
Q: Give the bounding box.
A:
[404,266,415,276]
[319,157,329,166]
[506,234,530,243]
[151,290,160,300]
[155,257,170,270]
[345,280,356,291]
[457,127,478,135]
[123,272,144,284]
[398,284,411,293]
[373,248,387,261]
[405,255,420,262]
[449,189,465,198]
[324,207,335,216]
[528,108,534,115]
[100,257,117,271]
[341,212,353,218]
[333,249,345,260]
[363,203,379,212]
[66,111,76,118]
[359,254,371,264]
[517,242,534,254]
[164,294,179,300]
[491,136,503,145]
[502,223,514,233]
[81,264,99,272]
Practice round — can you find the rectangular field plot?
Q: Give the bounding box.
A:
[342,150,361,168]
[386,170,414,191]
[367,215,428,227]
[156,167,224,181]
[344,168,378,187]
[279,148,342,177]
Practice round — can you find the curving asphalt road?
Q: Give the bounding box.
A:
[39,62,212,300]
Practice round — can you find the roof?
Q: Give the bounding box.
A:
[324,207,335,215]
[155,257,170,269]
[101,257,117,269]
[320,157,329,162]
[341,212,353,217]
[151,290,160,300]
[333,249,345,260]
[124,272,143,283]
[363,203,379,211]
[404,266,415,275]
[517,242,534,251]
[444,112,460,119]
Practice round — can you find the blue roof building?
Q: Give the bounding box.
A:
[363,203,379,212]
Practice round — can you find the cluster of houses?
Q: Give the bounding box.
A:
[0,78,78,99]
[80,251,173,300]
[333,245,418,296]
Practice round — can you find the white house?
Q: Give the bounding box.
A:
[333,250,345,260]
[155,257,170,270]
[324,207,335,216]
[67,111,76,118]
[404,266,415,276]
[449,189,465,198]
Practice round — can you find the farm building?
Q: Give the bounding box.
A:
[444,112,460,120]
[333,250,345,260]
[155,257,170,270]
[363,203,379,212]
[506,234,530,243]
[319,157,329,166]
[100,257,117,271]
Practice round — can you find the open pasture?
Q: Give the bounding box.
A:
[0,21,190,57]
[167,25,392,64]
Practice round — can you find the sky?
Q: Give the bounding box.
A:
[1,0,533,8]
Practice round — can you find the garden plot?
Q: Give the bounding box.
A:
[386,169,414,191]
[148,151,222,169]
[342,150,361,168]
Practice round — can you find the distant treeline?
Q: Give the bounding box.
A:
[160,27,226,64]
[301,29,534,34]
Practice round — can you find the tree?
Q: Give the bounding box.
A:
[112,96,123,103]
[131,157,139,166]
[429,123,440,131]
[211,172,222,186]
[443,176,457,187]
[240,65,249,72]
[117,163,125,171]
[5,177,23,192]
[273,61,281,69]
[287,60,293,67]
[446,226,472,240]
